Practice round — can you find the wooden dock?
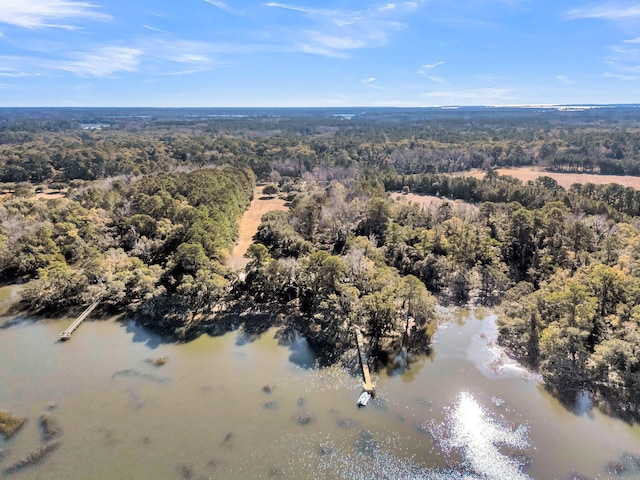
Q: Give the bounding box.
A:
[354,328,375,394]
[59,300,99,340]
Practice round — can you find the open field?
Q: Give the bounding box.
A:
[225,185,288,270]
[463,167,640,189]
[391,192,478,217]
[35,189,66,200]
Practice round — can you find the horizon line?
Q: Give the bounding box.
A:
[1,103,639,109]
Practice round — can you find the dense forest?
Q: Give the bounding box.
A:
[3,107,640,419]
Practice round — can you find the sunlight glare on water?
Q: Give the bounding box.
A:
[444,392,530,480]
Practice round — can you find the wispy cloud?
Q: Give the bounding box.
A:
[420,61,445,70]
[0,55,47,77]
[566,3,640,21]
[165,67,214,76]
[556,75,576,85]
[264,3,337,16]
[361,76,383,89]
[600,39,640,81]
[264,1,418,57]
[204,0,229,10]
[202,0,244,15]
[418,61,446,83]
[143,38,268,75]
[143,25,167,33]
[0,0,111,29]
[379,3,397,12]
[60,46,142,77]
[0,72,31,77]
[603,71,640,80]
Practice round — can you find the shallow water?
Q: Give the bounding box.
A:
[0,310,639,479]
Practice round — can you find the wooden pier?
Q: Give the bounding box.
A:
[354,328,375,394]
[59,300,99,340]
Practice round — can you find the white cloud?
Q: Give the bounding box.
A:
[566,3,640,21]
[265,3,336,16]
[165,67,213,76]
[202,0,244,15]
[603,71,640,80]
[624,37,640,43]
[167,52,210,63]
[60,46,142,77]
[265,1,416,57]
[298,43,348,58]
[203,0,229,10]
[421,61,445,69]
[307,33,367,50]
[0,72,30,77]
[143,38,264,74]
[611,45,637,54]
[418,62,446,83]
[0,0,111,29]
[556,75,576,85]
[143,25,167,33]
[361,77,383,89]
[418,61,445,76]
[424,75,445,84]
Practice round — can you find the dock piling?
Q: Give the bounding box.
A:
[354,328,375,394]
[59,300,99,340]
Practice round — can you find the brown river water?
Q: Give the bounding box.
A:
[1,309,639,479]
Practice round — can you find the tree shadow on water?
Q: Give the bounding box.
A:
[275,324,319,369]
[235,318,272,346]
[122,319,174,349]
[0,316,35,330]
[231,310,275,346]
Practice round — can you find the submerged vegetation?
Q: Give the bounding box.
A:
[4,107,640,418]
[0,411,25,440]
[3,441,60,475]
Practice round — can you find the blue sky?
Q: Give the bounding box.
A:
[0,0,639,106]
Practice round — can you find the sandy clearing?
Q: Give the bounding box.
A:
[463,167,640,190]
[391,192,478,217]
[36,190,66,200]
[391,192,444,209]
[225,185,288,270]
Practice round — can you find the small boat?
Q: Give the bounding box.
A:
[357,391,371,407]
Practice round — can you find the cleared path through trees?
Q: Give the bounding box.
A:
[225,185,288,270]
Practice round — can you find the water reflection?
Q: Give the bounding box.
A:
[314,392,531,480]
[443,392,530,480]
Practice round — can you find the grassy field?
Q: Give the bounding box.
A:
[391,192,478,218]
[463,167,640,189]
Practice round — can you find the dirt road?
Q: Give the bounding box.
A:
[225,186,288,270]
